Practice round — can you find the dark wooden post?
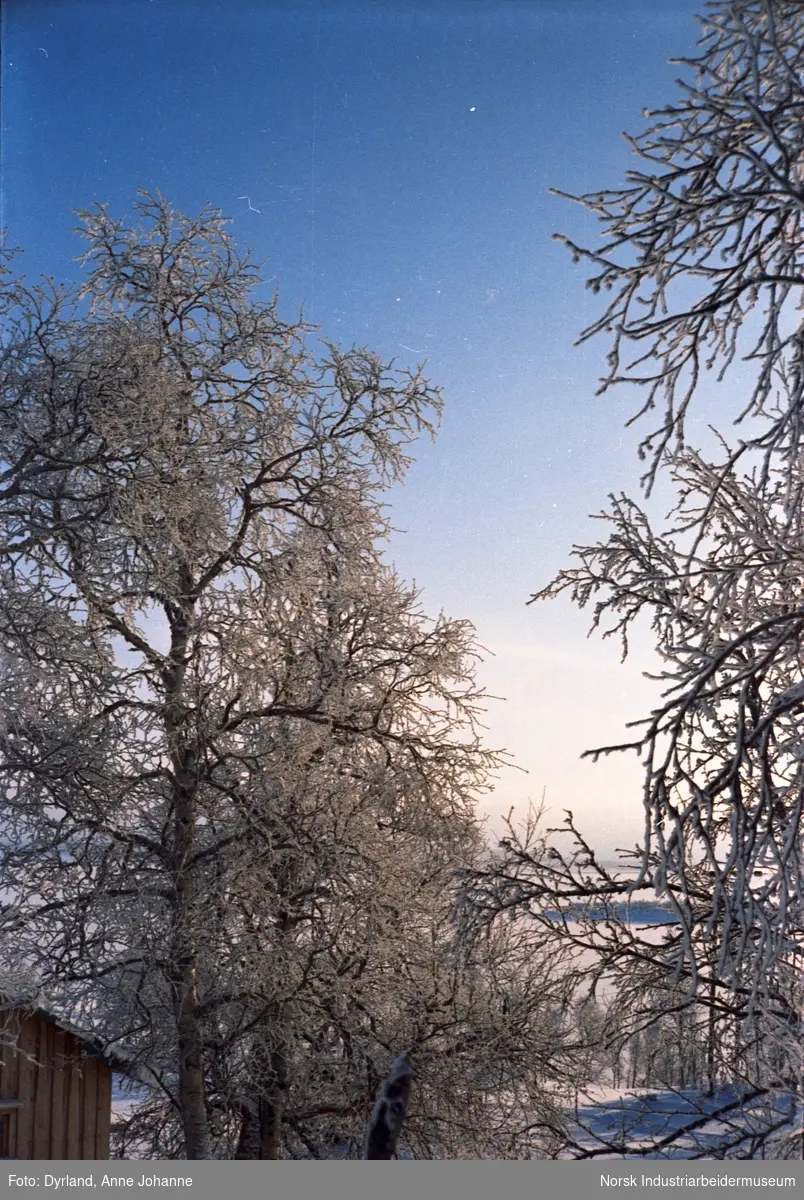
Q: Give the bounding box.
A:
[363,1052,412,1160]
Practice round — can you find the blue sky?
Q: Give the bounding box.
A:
[2,0,706,854]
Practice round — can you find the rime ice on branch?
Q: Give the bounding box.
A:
[461,0,804,1161]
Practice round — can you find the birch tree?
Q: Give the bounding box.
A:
[0,192,577,1158]
[0,190,443,1157]
[461,0,804,1158]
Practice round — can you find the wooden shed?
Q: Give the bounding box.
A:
[0,999,135,1160]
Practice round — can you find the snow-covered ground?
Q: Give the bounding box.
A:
[569,1086,803,1159]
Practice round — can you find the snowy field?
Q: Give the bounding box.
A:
[570,1086,802,1160]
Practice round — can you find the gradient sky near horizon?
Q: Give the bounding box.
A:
[2,0,708,856]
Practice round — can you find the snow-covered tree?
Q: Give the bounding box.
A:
[460,0,804,1159]
[0,192,578,1158]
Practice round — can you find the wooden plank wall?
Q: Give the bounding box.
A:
[0,1011,111,1159]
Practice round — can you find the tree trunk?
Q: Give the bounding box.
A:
[171,778,211,1159]
[174,971,211,1159]
[250,1040,288,1159]
[258,1089,284,1160]
[235,1100,260,1159]
[165,578,211,1159]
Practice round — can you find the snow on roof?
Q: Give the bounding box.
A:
[0,977,154,1086]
